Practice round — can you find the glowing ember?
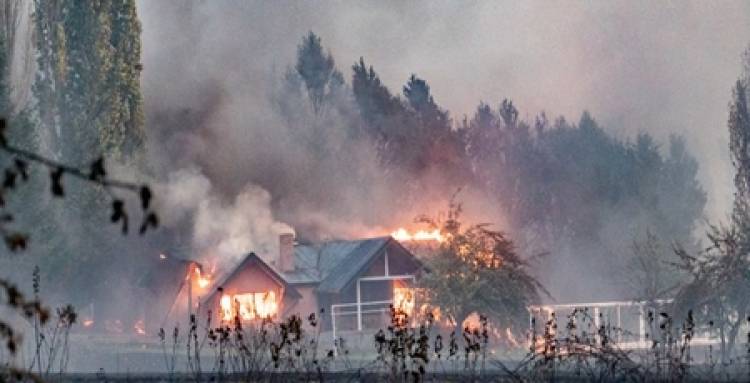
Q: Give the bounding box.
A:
[82,319,94,327]
[220,291,278,321]
[391,228,444,242]
[134,320,146,335]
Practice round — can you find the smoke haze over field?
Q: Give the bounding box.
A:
[2,4,750,367]
[139,0,750,223]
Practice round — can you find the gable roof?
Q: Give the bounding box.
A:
[204,252,301,302]
[202,236,423,301]
[280,236,421,294]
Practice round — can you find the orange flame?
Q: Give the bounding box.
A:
[391,228,444,242]
[194,267,211,289]
[82,319,94,328]
[220,291,278,322]
[394,287,415,315]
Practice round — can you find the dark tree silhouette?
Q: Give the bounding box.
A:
[295,32,344,114]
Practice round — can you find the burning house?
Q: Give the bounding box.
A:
[200,234,424,334]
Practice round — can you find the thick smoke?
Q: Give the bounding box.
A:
[138,1,474,249]
[139,0,750,225]
[158,168,293,268]
[136,1,750,302]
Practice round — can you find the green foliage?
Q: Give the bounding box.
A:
[34,0,145,162]
[0,33,10,117]
[418,202,544,334]
[26,0,151,309]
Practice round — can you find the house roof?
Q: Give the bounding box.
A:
[280,236,400,293]
[203,236,422,299]
[204,252,301,302]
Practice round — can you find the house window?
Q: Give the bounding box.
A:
[393,286,415,315]
[220,291,278,321]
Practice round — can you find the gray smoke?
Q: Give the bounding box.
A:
[139,0,749,227]
[157,168,294,267]
[136,1,750,302]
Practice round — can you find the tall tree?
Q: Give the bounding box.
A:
[729,80,750,232]
[295,31,344,115]
[34,0,145,162]
[352,58,423,170]
[0,30,10,116]
[30,0,148,314]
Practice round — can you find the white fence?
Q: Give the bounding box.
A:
[330,299,394,343]
[528,300,720,349]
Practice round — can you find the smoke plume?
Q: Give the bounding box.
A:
[135,1,750,301]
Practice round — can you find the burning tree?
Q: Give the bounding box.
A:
[418,201,545,338]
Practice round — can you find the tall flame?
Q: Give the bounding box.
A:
[220,291,278,321]
[391,228,444,242]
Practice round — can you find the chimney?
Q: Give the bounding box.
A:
[279,233,295,272]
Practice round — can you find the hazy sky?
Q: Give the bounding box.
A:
[139,0,750,221]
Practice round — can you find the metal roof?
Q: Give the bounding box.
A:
[279,237,391,293]
[203,236,413,296]
[204,252,301,302]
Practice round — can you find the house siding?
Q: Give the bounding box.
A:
[323,242,422,332]
[286,285,319,318]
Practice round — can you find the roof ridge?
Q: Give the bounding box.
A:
[315,236,391,293]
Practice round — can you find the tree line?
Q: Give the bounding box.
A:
[280,32,706,300]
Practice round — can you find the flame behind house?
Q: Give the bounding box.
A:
[390,228,445,243]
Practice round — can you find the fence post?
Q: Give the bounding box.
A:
[356,279,362,331]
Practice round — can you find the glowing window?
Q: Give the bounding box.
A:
[220,291,278,321]
[393,287,415,315]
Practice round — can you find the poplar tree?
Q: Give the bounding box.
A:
[34,0,144,163]
[31,0,147,311]
[729,77,750,234]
